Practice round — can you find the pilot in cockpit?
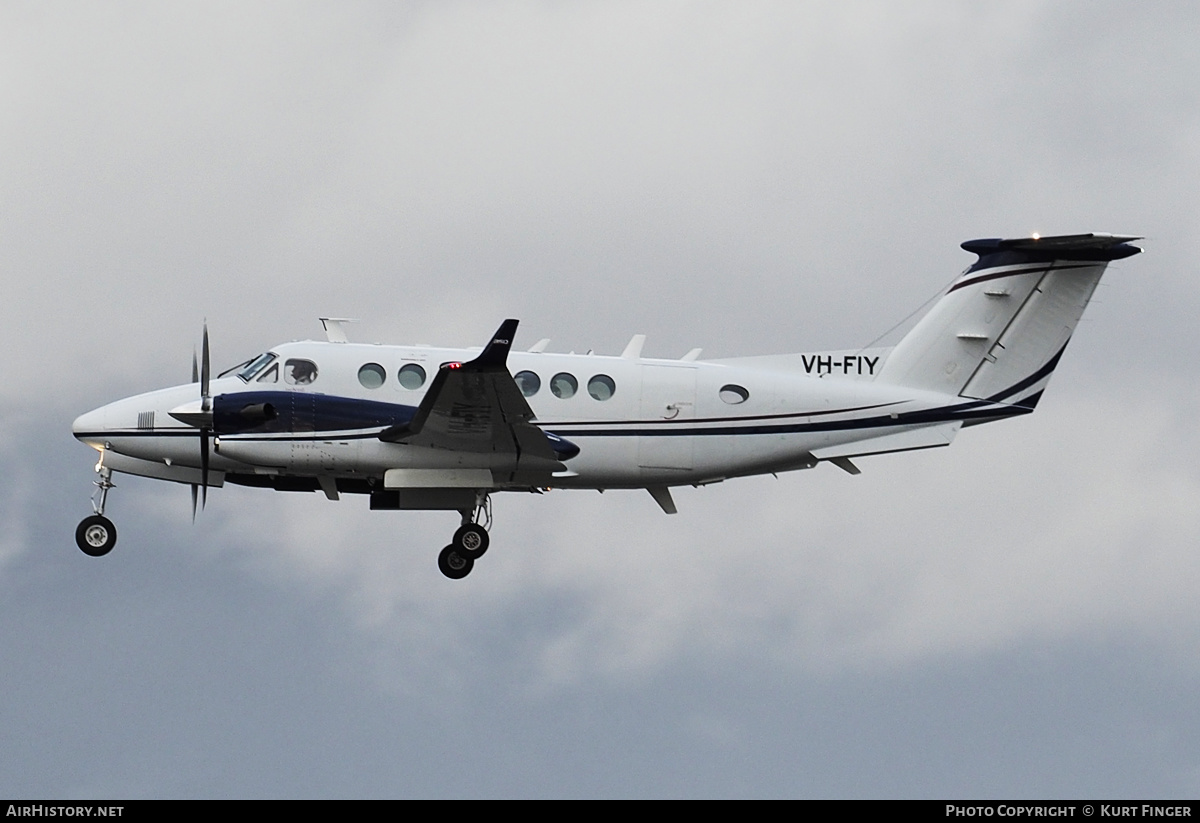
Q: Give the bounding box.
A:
[286,359,317,385]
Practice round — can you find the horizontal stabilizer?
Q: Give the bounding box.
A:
[961,233,1142,263]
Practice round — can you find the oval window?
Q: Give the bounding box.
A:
[397,363,426,390]
[719,384,749,404]
[514,370,541,398]
[550,372,578,399]
[284,359,318,385]
[358,363,386,389]
[587,374,616,401]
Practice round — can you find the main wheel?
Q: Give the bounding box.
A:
[438,545,474,579]
[76,515,117,557]
[452,523,490,558]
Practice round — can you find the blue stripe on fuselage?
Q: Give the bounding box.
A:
[212,391,418,435]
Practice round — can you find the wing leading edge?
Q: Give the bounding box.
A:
[378,319,567,485]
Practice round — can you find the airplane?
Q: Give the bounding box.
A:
[72,232,1142,579]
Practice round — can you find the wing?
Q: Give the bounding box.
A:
[378,319,566,485]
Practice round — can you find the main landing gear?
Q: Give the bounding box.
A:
[437,496,492,580]
[76,462,117,557]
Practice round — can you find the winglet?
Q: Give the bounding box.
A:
[471,319,520,368]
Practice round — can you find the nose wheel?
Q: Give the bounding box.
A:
[76,462,118,557]
[76,515,117,557]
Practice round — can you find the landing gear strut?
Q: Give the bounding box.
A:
[437,493,492,579]
[76,461,117,557]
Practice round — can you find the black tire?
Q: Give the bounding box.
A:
[438,545,474,579]
[452,523,490,558]
[76,515,117,557]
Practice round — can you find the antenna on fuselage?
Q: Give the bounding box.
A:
[621,335,646,359]
[319,317,357,343]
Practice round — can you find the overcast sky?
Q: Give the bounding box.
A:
[3,1,1199,798]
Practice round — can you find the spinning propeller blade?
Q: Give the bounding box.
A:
[184,322,213,518]
[200,321,211,509]
[201,322,210,409]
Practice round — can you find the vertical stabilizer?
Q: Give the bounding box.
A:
[876,234,1140,405]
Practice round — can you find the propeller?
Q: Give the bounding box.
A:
[199,322,211,516]
[172,322,214,520]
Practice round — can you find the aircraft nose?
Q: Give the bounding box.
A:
[72,407,108,445]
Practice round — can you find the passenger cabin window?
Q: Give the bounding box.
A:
[285,359,318,385]
[397,363,426,390]
[587,374,616,401]
[358,363,386,389]
[550,373,578,399]
[719,384,749,404]
[514,370,540,397]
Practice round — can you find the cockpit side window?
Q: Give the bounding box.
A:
[256,362,279,383]
[219,358,253,379]
[236,352,278,382]
[285,358,318,385]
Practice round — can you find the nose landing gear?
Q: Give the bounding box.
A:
[76,462,117,557]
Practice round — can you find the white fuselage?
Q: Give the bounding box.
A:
[72,339,1012,492]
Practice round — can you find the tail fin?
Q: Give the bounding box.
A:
[875,233,1141,405]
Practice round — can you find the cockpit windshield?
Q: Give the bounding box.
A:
[217,359,252,379]
[234,352,278,382]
